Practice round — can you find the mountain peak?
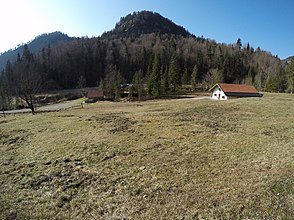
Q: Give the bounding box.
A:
[101,11,192,39]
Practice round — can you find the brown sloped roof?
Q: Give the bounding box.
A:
[86,90,104,99]
[218,83,259,93]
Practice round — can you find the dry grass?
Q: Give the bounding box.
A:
[1,93,294,219]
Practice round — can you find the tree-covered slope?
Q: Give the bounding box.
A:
[101,11,192,39]
[0,10,290,108]
[283,56,293,63]
[0,32,73,71]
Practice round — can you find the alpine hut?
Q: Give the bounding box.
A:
[209,83,263,100]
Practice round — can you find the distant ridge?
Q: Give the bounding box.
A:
[283,56,293,63]
[0,32,73,71]
[101,11,192,39]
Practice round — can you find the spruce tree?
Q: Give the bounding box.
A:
[104,65,123,100]
[132,69,143,100]
[265,74,277,92]
[114,72,122,101]
[236,38,242,51]
[191,64,198,91]
[0,72,11,113]
[168,53,181,91]
[286,58,294,94]
[247,66,256,84]
[161,67,169,94]
[147,54,160,98]
[181,68,189,85]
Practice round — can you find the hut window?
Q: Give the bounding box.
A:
[222,96,225,99]
[214,94,217,96]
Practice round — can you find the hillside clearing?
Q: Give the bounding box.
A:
[0,93,294,219]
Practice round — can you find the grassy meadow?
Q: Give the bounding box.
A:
[0,93,294,219]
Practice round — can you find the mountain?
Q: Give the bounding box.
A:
[283,56,293,63]
[0,10,287,99]
[101,11,192,39]
[0,32,73,71]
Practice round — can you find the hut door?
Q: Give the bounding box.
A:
[218,94,220,100]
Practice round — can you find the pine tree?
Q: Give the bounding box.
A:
[147,54,160,98]
[236,38,242,51]
[114,72,122,101]
[161,67,169,94]
[191,64,198,91]
[22,44,32,63]
[132,69,143,100]
[77,75,86,89]
[181,68,189,85]
[247,66,256,84]
[104,65,123,100]
[286,58,294,94]
[0,71,11,113]
[168,53,181,91]
[265,74,277,92]
[98,78,104,92]
[276,70,287,93]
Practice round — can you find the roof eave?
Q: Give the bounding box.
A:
[208,83,220,92]
[225,92,263,97]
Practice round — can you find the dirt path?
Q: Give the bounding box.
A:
[190,96,212,100]
[1,99,81,114]
[1,96,212,115]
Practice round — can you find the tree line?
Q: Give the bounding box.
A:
[1,33,293,112]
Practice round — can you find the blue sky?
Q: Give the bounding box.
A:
[0,0,293,59]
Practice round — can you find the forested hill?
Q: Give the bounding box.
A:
[283,56,293,63]
[101,11,192,39]
[0,32,73,71]
[1,10,293,109]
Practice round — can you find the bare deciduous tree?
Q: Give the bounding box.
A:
[14,45,42,115]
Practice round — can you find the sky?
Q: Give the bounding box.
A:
[0,0,293,59]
